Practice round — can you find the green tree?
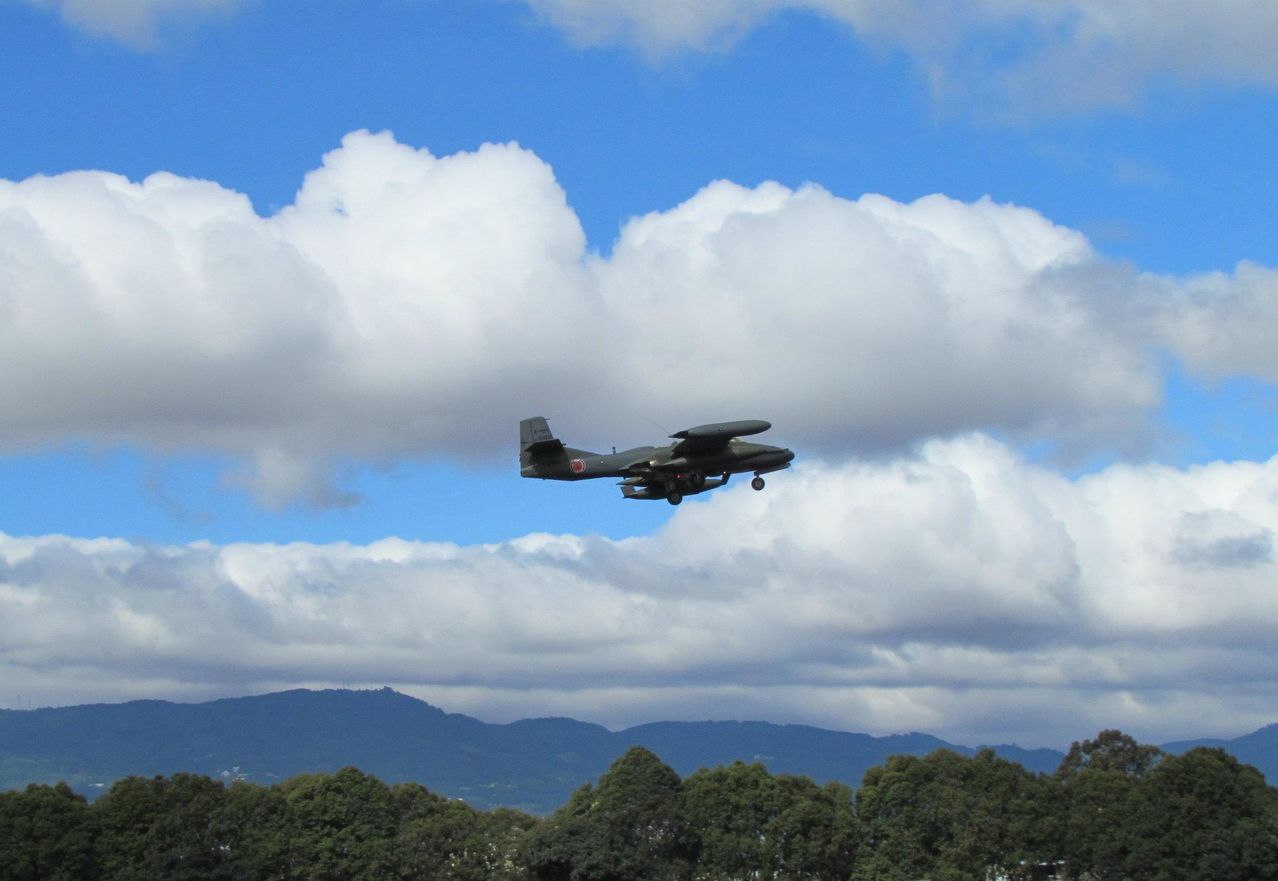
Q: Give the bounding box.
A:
[473,806,541,881]
[1056,763,1139,881]
[274,767,398,881]
[94,773,234,881]
[683,761,857,880]
[217,780,291,880]
[523,746,695,881]
[1055,729,1163,780]
[1124,747,1278,881]
[853,749,1055,881]
[0,782,98,881]
[1054,730,1165,880]
[393,786,537,881]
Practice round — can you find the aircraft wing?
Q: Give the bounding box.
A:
[669,420,771,455]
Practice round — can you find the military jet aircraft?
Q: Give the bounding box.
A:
[520,416,794,505]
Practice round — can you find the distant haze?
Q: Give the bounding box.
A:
[5,688,1271,813]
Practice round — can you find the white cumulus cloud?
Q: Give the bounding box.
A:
[1158,261,1278,385]
[1,130,1187,505]
[4,436,1278,746]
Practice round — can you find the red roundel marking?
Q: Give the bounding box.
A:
[570,458,586,474]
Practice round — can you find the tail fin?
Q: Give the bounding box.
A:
[520,417,568,474]
[520,417,563,454]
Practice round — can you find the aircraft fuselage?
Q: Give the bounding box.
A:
[520,440,792,481]
[519,417,794,504]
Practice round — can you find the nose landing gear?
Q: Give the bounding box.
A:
[751,476,766,491]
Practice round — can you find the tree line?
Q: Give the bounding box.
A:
[2,730,1276,880]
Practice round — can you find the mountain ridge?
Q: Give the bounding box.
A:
[2,687,1272,814]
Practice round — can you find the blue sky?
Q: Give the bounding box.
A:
[3,0,1278,747]
[4,0,1277,544]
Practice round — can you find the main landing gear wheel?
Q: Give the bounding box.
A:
[751,476,766,491]
[666,491,683,506]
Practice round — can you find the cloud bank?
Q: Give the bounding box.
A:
[2,129,1226,505]
[4,132,1277,745]
[25,2,1278,116]
[526,0,1278,115]
[4,436,1276,746]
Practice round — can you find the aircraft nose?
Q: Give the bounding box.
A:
[763,448,795,468]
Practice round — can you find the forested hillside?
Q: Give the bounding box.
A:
[2,731,1275,881]
[0,687,1063,812]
